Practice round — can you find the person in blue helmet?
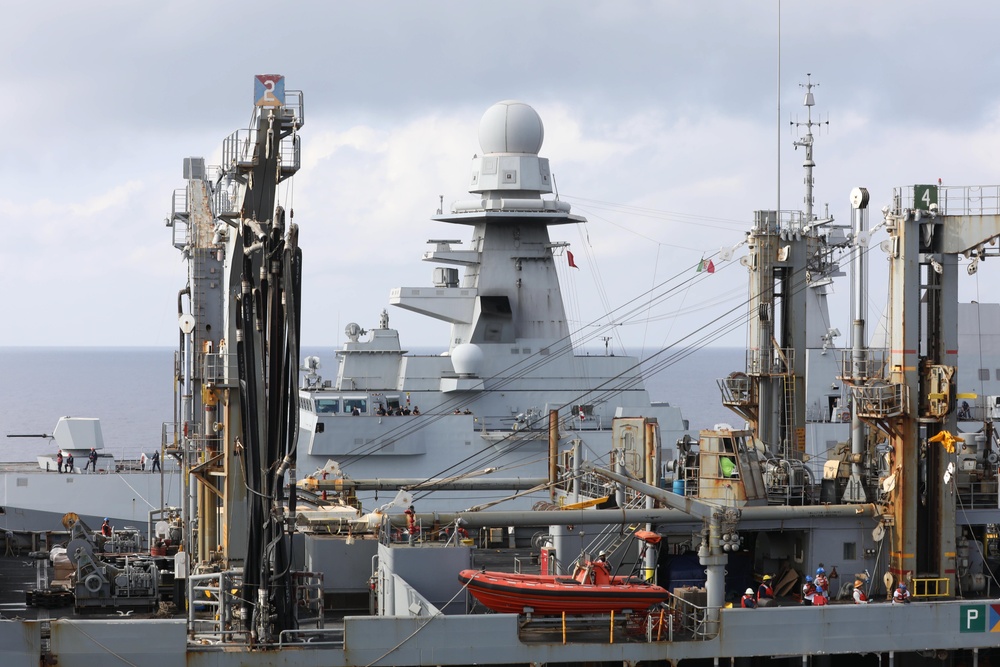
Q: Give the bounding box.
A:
[101,518,112,537]
[892,582,912,604]
[814,566,829,599]
[801,575,817,605]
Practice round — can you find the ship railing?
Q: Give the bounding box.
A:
[278,628,344,647]
[212,180,239,218]
[957,480,1000,510]
[957,405,987,422]
[837,349,886,384]
[223,128,258,172]
[667,593,718,641]
[291,571,325,629]
[851,382,907,419]
[718,374,754,406]
[203,351,239,388]
[912,576,950,598]
[170,188,190,250]
[187,570,246,644]
[893,184,1000,217]
[221,123,301,183]
[752,209,809,234]
[583,473,614,500]
[746,347,794,377]
[282,89,305,130]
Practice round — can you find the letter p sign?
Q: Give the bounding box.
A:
[961,605,985,633]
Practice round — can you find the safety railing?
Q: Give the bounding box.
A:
[203,351,238,388]
[894,184,1000,216]
[188,570,246,643]
[669,594,718,641]
[746,347,794,377]
[718,374,754,406]
[912,577,950,598]
[837,349,886,384]
[852,383,907,419]
[171,188,190,249]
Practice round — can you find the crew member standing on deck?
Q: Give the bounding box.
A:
[892,583,911,604]
[757,574,774,607]
[801,575,816,605]
[66,453,74,473]
[853,579,869,604]
[86,447,98,472]
[101,518,112,538]
[814,567,830,599]
[151,450,160,473]
[140,452,147,471]
[56,451,63,474]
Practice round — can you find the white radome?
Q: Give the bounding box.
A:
[478,100,544,155]
[451,343,485,376]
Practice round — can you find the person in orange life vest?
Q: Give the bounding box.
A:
[892,582,911,604]
[756,574,774,606]
[853,579,869,604]
[812,587,828,606]
[801,575,816,605]
[814,566,829,598]
[101,518,112,537]
[741,588,757,608]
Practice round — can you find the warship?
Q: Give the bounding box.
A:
[5,75,1000,667]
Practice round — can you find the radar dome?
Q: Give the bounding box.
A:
[479,100,544,155]
[451,343,484,376]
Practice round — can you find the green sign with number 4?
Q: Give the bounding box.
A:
[914,184,938,211]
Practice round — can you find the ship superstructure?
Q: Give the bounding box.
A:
[294,100,691,513]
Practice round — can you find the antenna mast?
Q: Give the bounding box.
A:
[792,74,828,223]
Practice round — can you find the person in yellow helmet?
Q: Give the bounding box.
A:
[853,579,869,604]
[757,574,774,607]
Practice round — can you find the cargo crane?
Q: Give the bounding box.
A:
[170,75,306,644]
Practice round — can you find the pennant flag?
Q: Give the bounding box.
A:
[567,251,579,269]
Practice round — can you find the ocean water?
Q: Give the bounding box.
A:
[0,346,744,463]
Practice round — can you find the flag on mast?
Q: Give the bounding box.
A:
[567,251,579,269]
[697,258,715,274]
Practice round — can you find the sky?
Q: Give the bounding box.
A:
[5,1,1000,353]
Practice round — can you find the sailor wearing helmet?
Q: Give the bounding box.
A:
[756,574,774,606]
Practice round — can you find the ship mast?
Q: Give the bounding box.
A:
[723,76,832,459]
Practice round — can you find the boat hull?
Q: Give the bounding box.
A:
[458,569,670,615]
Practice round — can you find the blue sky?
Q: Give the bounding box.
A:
[4,1,1000,351]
